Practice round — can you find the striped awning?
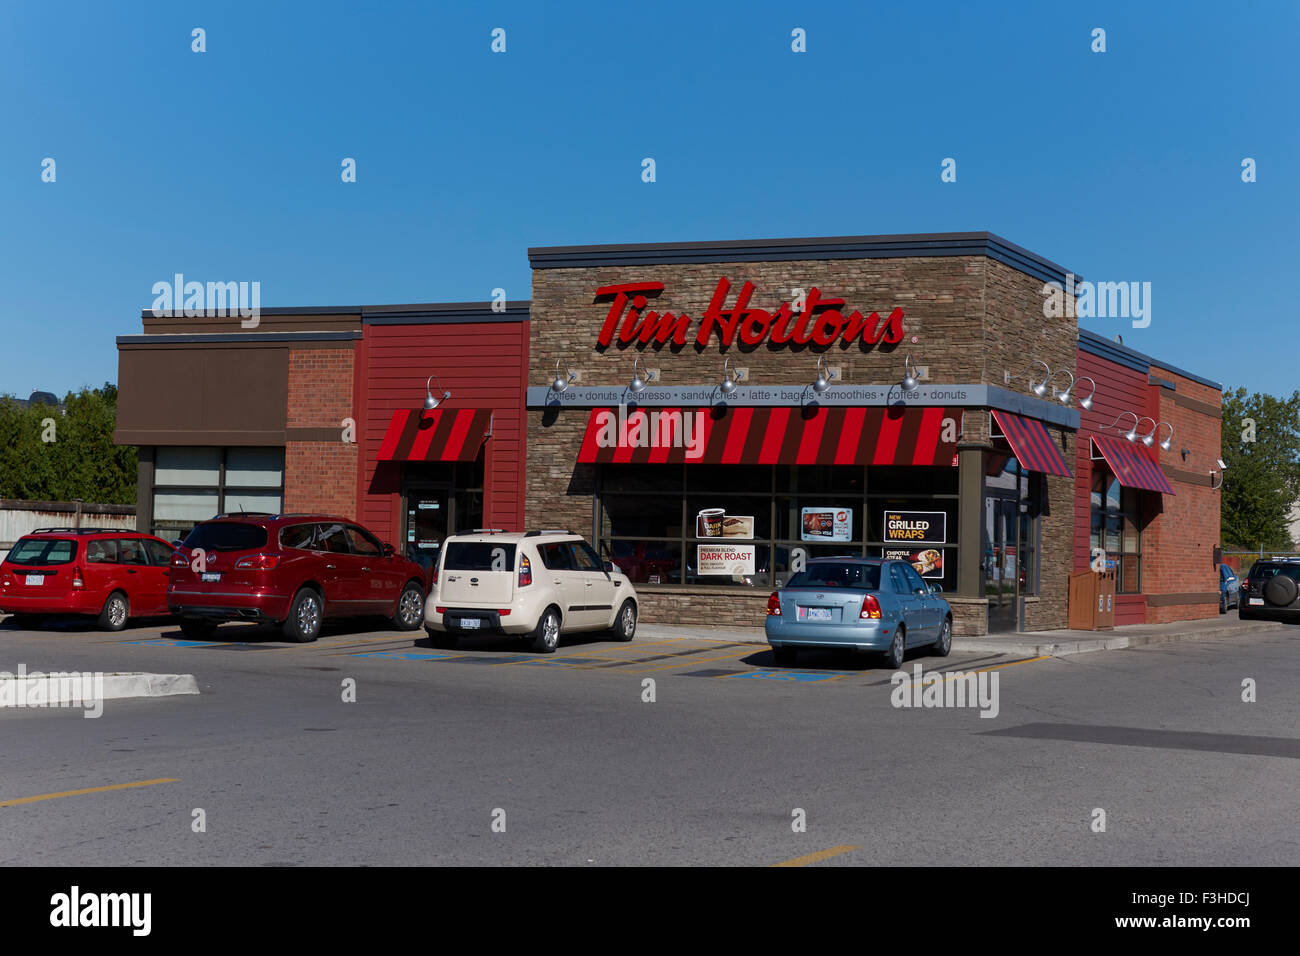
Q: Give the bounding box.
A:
[576,406,959,466]
[990,410,1073,478]
[377,408,491,462]
[1091,435,1176,495]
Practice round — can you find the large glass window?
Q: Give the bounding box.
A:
[596,463,959,591]
[1090,469,1143,593]
[151,447,284,542]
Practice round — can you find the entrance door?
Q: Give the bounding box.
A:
[986,497,1021,632]
[405,491,448,580]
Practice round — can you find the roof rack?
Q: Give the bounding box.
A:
[524,529,574,536]
[213,512,274,519]
[29,527,125,535]
[470,528,508,534]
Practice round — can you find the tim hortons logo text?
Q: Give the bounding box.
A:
[594,277,905,348]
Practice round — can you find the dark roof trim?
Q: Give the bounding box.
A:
[362,302,530,325]
[116,332,361,345]
[528,231,1078,285]
[140,306,361,318]
[1149,375,1177,391]
[1078,329,1221,391]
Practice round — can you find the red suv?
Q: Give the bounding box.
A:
[167,514,429,643]
[0,528,177,630]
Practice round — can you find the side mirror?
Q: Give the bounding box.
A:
[604,560,616,573]
[383,543,395,557]
[172,539,184,547]
[929,583,943,594]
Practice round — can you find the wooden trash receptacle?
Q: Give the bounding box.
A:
[1069,569,1117,630]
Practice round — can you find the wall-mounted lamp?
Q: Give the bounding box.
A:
[1073,376,1096,410]
[1101,411,1140,442]
[1141,421,1174,452]
[1028,361,1052,397]
[719,357,739,396]
[901,355,921,392]
[812,355,831,394]
[1044,368,1074,404]
[1210,458,1228,490]
[1134,417,1157,447]
[550,359,577,393]
[424,374,450,410]
[629,356,648,394]
[1181,447,1191,461]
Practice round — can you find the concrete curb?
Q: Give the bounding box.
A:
[0,672,200,707]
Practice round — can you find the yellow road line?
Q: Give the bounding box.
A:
[0,778,179,808]
[772,844,861,867]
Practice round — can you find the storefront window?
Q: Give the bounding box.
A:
[1090,470,1143,593]
[151,447,284,542]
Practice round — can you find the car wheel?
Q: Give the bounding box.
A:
[179,617,218,639]
[427,628,458,650]
[931,617,952,657]
[282,588,323,643]
[392,582,424,631]
[772,646,798,667]
[530,606,561,654]
[97,591,130,632]
[883,627,905,669]
[612,600,636,642]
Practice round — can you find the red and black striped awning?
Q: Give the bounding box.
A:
[1091,435,1176,495]
[377,409,491,462]
[990,410,1073,478]
[576,406,959,466]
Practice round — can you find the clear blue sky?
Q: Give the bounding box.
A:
[2,0,1295,397]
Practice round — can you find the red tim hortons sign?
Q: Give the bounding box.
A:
[594,277,905,349]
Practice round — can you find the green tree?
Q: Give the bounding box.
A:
[1220,386,1300,551]
[0,383,136,504]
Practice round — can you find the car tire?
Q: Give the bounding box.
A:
[611,600,636,642]
[179,617,218,639]
[772,646,798,667]
[530,606,561,654]
[931,617,952,657]
[427,628,458,650]
[282,587,323,643]
[883,627,905,669]
[97,591,130,632]
[392,582,424,631]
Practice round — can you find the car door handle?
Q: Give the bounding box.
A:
[361,567,371,572]
[325,564,336,570]
[127,569,137,574]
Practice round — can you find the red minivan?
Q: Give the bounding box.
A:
[167,514,430,643]
[0,529,177,630]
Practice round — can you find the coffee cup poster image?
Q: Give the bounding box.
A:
[696,509,754,539]
[882,510,947,546]
[800,507,852,542]
[696,544,756,576]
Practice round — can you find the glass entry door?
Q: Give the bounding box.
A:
[986,496,1022,632]
[404,490,448,578]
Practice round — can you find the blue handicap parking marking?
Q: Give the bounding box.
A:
[349,651,450,661]
[727,669,840,683]
[121,638,227,647]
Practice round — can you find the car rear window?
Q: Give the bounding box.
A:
[786,563,881,590]
[444,541,516,571]
[6,537,77,566]
[182,522,268,552]
[1249,563,1300,582]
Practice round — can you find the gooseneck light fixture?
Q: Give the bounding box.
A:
[1072,376,1096,410]
[550,359,577,393]
[719,357,739,396]
[629,357,648,394]
[812,355,831,394]
[1140,420,1174,451]
[424,374,450,410]
[1134,417,1158,447]
[1210,458,1228,490]
[1101,411,1140,442]
[901,355,921,392]
[1028,361,1052,397]
[1045,369,1074,404]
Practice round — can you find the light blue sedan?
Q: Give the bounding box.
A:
[765,557,952,668]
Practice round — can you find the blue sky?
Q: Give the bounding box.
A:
[2,0,1295,397]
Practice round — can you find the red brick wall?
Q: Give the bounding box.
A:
[284,347,358,518]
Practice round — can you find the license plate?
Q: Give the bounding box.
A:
[201,572,221,583]
[802,607,832,621]
[1249,597,1264,606]
[459,618,481,629]
[24,575,43,586]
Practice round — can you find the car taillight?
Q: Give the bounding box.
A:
[234,554,280,570]
[497,609,512,616]
[435,606,447,614]
[860,594,882,619]
[431,563,439,586]
[766,592,781,616]
[518,555,532,587]
[72,565,84,588]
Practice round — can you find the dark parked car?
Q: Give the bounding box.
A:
[1238,559,1300,620]
[0,528,177,630]
[1218,563,1240,613]
[167,514,430,642]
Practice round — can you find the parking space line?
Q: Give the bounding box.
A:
[771,844,861,867]
[0,778,179,808]
[623,646,760,674]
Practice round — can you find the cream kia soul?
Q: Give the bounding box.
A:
[424,531,639,653]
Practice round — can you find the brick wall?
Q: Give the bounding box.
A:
[284,347,358,517]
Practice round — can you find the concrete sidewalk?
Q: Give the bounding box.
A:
[637,614,1286,658]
